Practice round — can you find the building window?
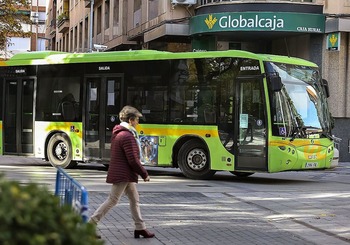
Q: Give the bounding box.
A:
[79,21,83,52]
[134,0,141,28]
[70,29,73,52]
[85,17,88,49]
[105,0,110,29]
[74,26,78,52]
[113,0,119,36]
[148,0,158,20]
[97,5,102,34]
[92,10,95,38]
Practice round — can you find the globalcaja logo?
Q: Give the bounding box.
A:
[329,34,338,47]
[204,13,285,31]
[205,14,217,29]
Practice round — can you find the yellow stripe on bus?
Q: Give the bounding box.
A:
[269,139,323,147]
[138,126,219,137]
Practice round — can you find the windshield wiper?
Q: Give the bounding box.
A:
[289,115,306,142]
[290,126,306,142]
[304,126,333,140]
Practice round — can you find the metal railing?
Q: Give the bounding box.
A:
[55,167,89,223]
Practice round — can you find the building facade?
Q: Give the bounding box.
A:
[45,0,350,161]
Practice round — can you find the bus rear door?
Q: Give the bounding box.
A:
[3,78,35,154]
[234,77,267,171]
[84,75,123,162]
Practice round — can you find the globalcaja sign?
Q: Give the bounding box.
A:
[190,12,325,34]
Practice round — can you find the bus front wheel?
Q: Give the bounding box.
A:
[178,139,216,179]
[47,133,77,169]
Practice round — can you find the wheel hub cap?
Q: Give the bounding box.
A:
[187,149,207,171]
[55,142,67,160]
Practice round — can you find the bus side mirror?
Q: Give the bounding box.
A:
[269,75,283,92]
[322,79,330,98]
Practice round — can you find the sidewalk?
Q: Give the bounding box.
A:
[90,189,350,245]
[88,162,350,245]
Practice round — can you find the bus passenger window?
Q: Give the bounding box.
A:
[129,94,146,122]
[169,60,189,123]
[36,75,81,122]
[58,93,77,121]
[127,87,167,123]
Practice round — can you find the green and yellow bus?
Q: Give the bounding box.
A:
[0,50,335,179]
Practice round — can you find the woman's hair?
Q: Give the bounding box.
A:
[119,105,143,122]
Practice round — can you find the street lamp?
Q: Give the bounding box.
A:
[89,0,94,52]
[84,0,94,52]
[30,11,39,51]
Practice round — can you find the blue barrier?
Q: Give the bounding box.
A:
[55,167,89,223]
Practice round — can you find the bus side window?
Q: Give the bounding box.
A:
[36,73,81,122]
[170,59,189,123]
[145,89,168,122]
[61,101,78,121]
[59,93,78,121]
[203,104,216,123]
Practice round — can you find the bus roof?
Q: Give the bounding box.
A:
[1,50,318,68]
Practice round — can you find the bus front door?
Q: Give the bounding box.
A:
[235,77,267,171]
[85,75,123,162]
[3,78,35,154]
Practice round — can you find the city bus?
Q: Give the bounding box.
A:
[0,50,336,179]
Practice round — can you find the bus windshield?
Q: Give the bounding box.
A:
[265,62,331,139]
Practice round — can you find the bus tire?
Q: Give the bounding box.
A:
[230,171,254,177]
[47,133,77,169]
[178,139,216,179]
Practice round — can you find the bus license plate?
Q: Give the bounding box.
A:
[305,162,318,168]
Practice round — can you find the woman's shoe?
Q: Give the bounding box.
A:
[134,229,155,238]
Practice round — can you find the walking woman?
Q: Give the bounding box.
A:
[89,106,155,239]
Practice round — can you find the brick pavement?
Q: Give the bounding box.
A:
[90,190,348,245]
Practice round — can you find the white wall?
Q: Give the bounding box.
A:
[6,37,31,52]
[37,38,47,51]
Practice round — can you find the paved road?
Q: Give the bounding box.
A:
[1,156,350,245]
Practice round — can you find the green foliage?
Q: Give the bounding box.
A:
[0,0,32,50]
[0,175,104,245]
[57,13,69,22]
